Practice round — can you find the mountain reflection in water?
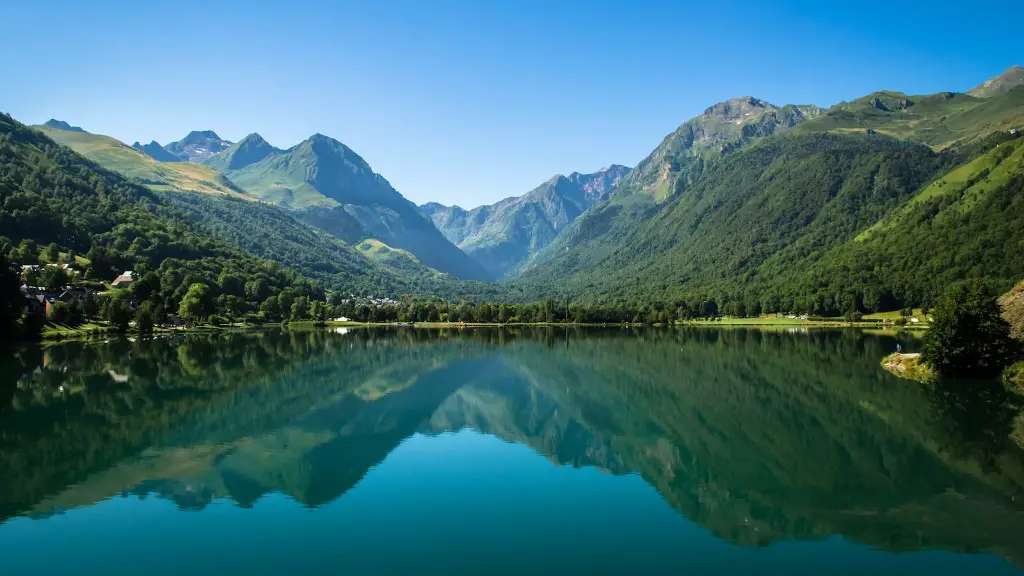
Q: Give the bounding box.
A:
[1,327,1023,571]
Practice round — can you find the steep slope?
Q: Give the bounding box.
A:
[797,131,1024,310]
[521,97,822,275]
[0,112,315,305]
[31,121,485,297]
[969,65,1024,99]
[132,140,179,162]
[513,132,949,308]
[36,124,249,198]
[419,165,630,279]
[207,133,492,281]
[516,81,1024,309]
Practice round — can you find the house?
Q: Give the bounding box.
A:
[111,270,135,287]
[20,286,55,316]
[334,317,351,322]
[59,287,92,305]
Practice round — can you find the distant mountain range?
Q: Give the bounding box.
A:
[418,165,630,278]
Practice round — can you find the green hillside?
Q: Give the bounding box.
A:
[512,77,1024,313]
[208,134,492,281]
[792,86,1024,149]
[35,125,250,198]
[513,132,954,311]
[796,132,1024,309]
[0,112,326,321]
[519,97,822,276]
[30,121,483,298]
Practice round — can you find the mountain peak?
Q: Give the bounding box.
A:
[702,96,774,120]
[131,140,178,162]
[164,130,233,162]
[181,130,222,144]
[207,133,280,171]
[43,119,86,133]
[239,132,270,146]
[968,65,1024,98]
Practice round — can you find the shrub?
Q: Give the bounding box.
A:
[923,283,1019,378]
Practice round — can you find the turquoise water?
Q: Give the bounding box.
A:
[1,328,1022,574]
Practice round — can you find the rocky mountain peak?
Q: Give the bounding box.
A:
[702,96,774,120]
[968,65,1024,98]
[164,130,233,162]
[42,119,86,133]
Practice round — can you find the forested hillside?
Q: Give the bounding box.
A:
[512,82,1024,314]
[33,121,494,300]
[520,97,822,275]
[0,113,329,327]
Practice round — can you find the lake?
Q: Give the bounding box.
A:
[1,327,1022,574]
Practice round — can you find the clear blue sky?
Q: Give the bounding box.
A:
[2,0,1022,208]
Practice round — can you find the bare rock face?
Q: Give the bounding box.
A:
[164,130,234,162]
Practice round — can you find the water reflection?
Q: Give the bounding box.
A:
[1,327,1023,565]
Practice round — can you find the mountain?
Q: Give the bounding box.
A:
[419,165,630,279]
[518,97,822,277]
[131,140,179,162]
[513,83,1024,313]
[792,86,1024,148]
[36,124,249,198]
[968,65,1024,99]
[207,133,492,281]
[567,165,630,197]
[42,119,85,132]
[1,112,316,312]
[205,133,280,171]
[30,119,488,297]
[164,130,233,162]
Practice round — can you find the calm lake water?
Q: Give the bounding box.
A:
[1,327,1023,574]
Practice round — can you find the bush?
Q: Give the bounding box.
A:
[923,283,1019,378]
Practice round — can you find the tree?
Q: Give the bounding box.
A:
[178,283,213,326]
[105,298,131,332]
[21,267,39,287]
[290,296,310,321]
[47,301,72,324]
[922,283,1019,378]
[40,265,70,292]
[219,273,244,297]
[309,300,327,322]
[136,302,154,333]
[40,243,60,264]
[0,255,23,340]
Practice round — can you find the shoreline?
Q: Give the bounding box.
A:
[26,316,929,343]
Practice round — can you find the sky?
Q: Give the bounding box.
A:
[2,0,1023,209]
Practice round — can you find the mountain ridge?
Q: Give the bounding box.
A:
[206,132,493,281]
[419,165,630,279]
